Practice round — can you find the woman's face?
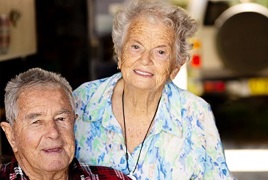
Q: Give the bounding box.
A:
[118,16,180,91]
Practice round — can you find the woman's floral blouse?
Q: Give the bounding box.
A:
[73,73,236,180]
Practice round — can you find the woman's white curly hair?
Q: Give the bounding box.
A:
[112,0,198,65]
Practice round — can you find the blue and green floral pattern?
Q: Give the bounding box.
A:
[73,73,235,180]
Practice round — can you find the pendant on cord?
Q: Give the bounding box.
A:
[122,90,161,180]
[127,172,137,180]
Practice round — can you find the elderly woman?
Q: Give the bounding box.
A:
[74,0,235,179]
[0,68,131,180]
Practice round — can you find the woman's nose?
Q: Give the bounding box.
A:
[139,51,153,65]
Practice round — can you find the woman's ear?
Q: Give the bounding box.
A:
[170,64,181,80]
[117,57,122,70]
[0,122,18,152]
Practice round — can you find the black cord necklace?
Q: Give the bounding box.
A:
[122,90,161,177]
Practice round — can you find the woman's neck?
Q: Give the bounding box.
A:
[113,78,163,152]
[120,80,163,113]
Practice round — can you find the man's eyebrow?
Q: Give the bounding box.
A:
[25,113,42,120]
[24,109,72,120]
[55,109,72,116]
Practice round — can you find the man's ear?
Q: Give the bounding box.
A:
[1,122,18,153]
[75,114,78,122]
[170,64,181,80]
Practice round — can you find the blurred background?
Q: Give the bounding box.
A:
[0,0,268,179]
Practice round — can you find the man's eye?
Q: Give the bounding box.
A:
[56,117,65,121]
[31,120,41,125]
[132,45,139,49]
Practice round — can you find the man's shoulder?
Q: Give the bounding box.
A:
[72,158,131,180]
[80,164,131,180]
[0,161,15,178]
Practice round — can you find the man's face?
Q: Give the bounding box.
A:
[3,86,75,173]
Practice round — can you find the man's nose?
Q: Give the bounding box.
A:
[45,120,60,139]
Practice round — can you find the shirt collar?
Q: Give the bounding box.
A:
[88,73,183,137]
[7,157,88,180]
[6,157,30,180]
[88,73,123,133]
[151,82,183,138]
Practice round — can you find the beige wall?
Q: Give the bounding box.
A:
[0,0,36,61]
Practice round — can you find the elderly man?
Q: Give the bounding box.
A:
[0,68,131,180]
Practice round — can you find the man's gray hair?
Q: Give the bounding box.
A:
[4,68,75,125]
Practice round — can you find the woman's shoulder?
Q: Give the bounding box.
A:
[74,76,110,92]
[73,73,121,97]
[168,82,209,107]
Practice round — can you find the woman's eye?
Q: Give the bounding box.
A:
[152,48,169,61]
[158,50,166,55]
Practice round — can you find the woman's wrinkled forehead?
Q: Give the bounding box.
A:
[127,15,175,46]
